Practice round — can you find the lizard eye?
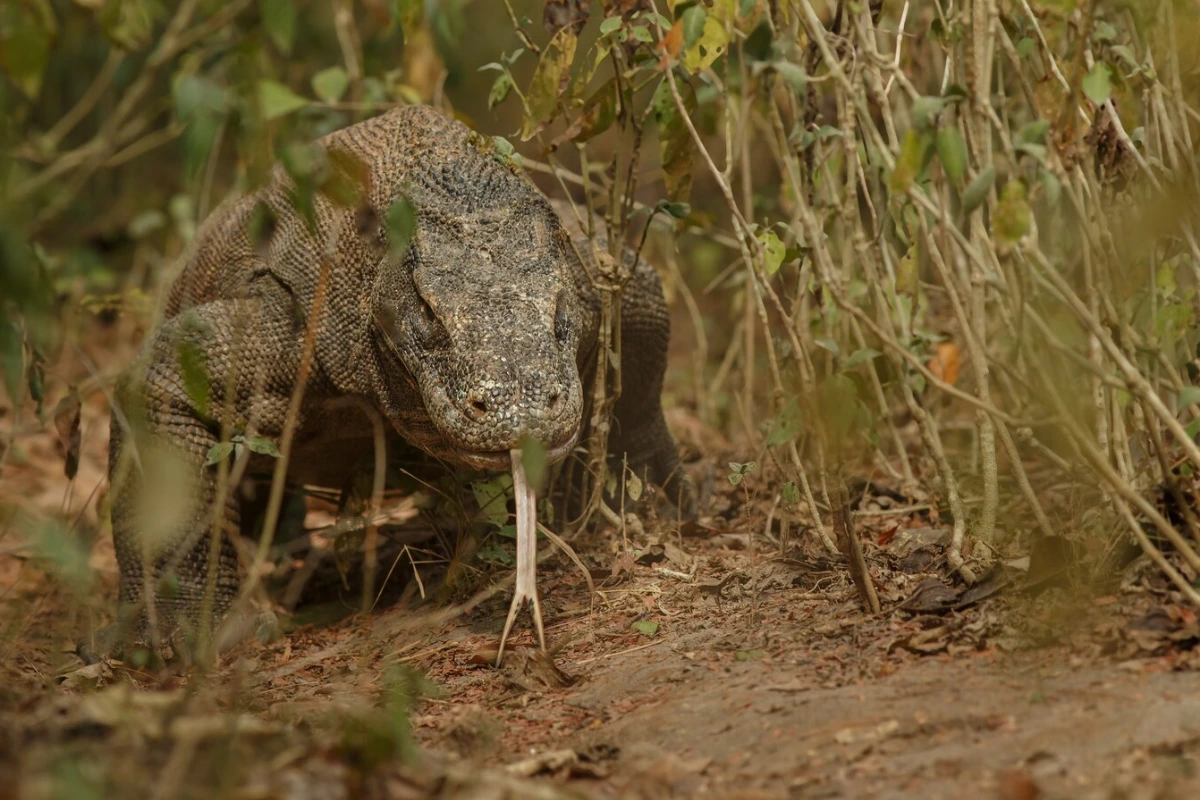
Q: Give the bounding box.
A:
[554,291,571,343]
[410,288,442,341]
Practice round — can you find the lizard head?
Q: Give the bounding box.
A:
[374,199,586,471]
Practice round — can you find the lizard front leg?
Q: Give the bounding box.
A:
[105,298,290,661]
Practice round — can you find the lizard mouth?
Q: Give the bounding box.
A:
[456,430,579,471]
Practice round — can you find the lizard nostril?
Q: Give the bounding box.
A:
[465,391,489,420]
[547,389,562,412]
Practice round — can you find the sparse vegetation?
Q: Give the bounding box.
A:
[6,0,1200,796]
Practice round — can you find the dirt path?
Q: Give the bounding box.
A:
[5,391,1200,799]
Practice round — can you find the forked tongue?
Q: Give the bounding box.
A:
[496,448,546,666]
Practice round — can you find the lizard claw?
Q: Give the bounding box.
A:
[496,449,546,666]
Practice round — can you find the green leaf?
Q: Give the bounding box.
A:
[653,78,697,205]
[774,62,807,94]
[993,180,1031,246]
[960,165,996,214]
[631,25,653,43]
[174,74,231,121]
[742,20,772,61]
[472,474,514,528]
[574,79,617,142]
[244,434,281,458]
[657,200,691,219]
[487,71,513,109]
[519,436,548,490]
[0,3,53,99]
[1039,169,1062,207]
[599,15,622,35]
[257,80,309,121]
[1180,387,1200,408]
[625,469,643,502]
[682,2,730,73]
[0,317,23,405]
[1082,63,1112,105]
[385,196,417,261]
[681,4,707,51]
[766,399,802,446]
[206,441,235,467]
[756,229,785,275]
[739,0,758,17]
[391,0,423,39]
[1092,21,1117,43]
[177,340,210,419]
[782,481,800,505]
[818,373,861,443]
[1019,119,1051,145]
[735,648,766,661]
[844,348,882,368]
[911,95,947,130]
[1016,37,1035,57]
[631,620,659,637]
[889,129,930,194]
[936,126,967,183]
[521,28,578,140]
[728,473,742,485]
[312,67,350,103]
[259,0,297,53]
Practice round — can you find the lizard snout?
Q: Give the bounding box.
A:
[443,371,580,457]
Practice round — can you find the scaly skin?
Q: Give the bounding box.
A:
[106,105,690,656]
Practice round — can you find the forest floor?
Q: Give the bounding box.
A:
[4,341,1200,800]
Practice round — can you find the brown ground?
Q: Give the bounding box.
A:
[4,353,1200,800]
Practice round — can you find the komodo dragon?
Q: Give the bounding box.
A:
[104,104,689,661]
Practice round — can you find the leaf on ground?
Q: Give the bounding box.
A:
[472,474,513,528]
[631,620,659,637]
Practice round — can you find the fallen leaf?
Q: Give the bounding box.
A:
[631,619,659,637]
